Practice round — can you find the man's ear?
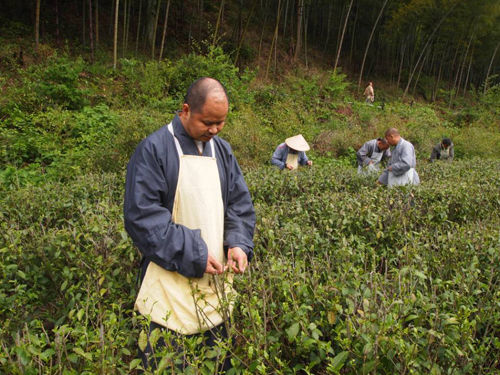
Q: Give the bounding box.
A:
[180,103,190,118]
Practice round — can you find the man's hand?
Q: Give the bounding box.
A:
[286,164,294,170]
[227,247,248,274]
[205,253,224,275]
[307,160,313,166]
[387,166,392,171]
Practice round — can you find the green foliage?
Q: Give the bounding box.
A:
[1,160,499,373]
[0,42,499,374]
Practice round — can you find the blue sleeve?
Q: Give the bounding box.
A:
[299,152,309,165]
[271,145,286,169]
[124,140,208,278]
[223,147,256,261]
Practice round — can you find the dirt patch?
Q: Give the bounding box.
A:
[335,105,353,117]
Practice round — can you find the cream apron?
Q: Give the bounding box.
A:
[388,168,417,187]
[441,147,450,160]
[358,150,383,175]
[134,123,233,334]
[285,151,299,170]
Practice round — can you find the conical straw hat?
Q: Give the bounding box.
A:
[285,134,310,152]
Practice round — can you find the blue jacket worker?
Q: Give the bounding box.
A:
[271,134,313,170]
[124,77,256,371]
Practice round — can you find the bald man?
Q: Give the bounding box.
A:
[124,77,255,371]
[378,128,420,187]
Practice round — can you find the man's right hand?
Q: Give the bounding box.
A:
[286,164,294,170]
[205,253,224,275]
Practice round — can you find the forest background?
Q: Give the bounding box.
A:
[0,0,499,374]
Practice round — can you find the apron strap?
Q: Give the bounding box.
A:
[167,122,216,158]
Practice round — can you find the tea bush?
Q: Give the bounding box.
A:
[0,160,498,374]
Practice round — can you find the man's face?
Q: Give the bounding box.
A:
[385,134,399,146]
[442,143,449,149]
[180,94,228,142]
[377,141,389,151]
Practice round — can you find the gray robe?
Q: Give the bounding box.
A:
[356,139,391,167]
[378,138,420,186]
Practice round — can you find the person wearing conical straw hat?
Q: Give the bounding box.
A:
[271,134,313,170]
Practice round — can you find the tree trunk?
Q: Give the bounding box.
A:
[151,0,161,58]
[257,13,268,63]
[122,0,126,52]
[213,0,225,46]
[282,0,289,40]
[113,0,119,69]
[35,0,41,52]
[455,30,474,99]
[349,2,359,66]
[403,4,456,99]
[358,0,388,88]
[462,47,474,96]
[125,0,132,50]
[135,0,143,54]
[432,48,447,102]
[82,0,86,46]
[333,0,354,73]
[484,42,500,93]
[396,39,405,89]
[55,0,60,45]
[88,0,94,63]
[266,0,282,79]
[304,3,308,68]
[323,2,333,53]
[159,0,171,61]
[95,0,99,45]
[412,48,429,97]
[235,0,257,66]
[293,0,303,61]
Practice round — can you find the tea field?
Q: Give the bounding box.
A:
[1,158,499,374]
[1,42,499,374]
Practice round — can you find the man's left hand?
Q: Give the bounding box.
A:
[227,247,248,274]
[307,160,313,166]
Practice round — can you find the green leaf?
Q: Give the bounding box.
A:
[361,360,376,374]
[286,322,300,340]
[138,330,148,353]
[73,347,92,361]
[129,358,142,370]
[329,351,349,372]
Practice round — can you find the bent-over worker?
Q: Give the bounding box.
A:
[430,138,454,162]
[271,134,312,170]
[356,138,391,174]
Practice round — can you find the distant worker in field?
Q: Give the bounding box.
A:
[364,82,375,104]
[430,138,454,162]
[271,134,313,170]
[356,138,391,174]
[378,128,420,187]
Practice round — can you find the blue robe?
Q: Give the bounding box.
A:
[124,115,256,279]
[271,143,309,169]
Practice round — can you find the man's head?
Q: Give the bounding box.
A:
[384,128,400,146]
[369,81,373,86]
[376,137,389,151]
[441,138,452,149]
[179,77,229,142]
